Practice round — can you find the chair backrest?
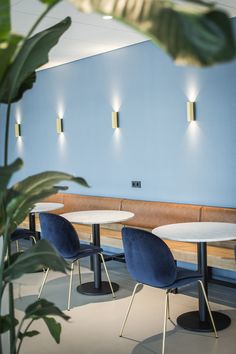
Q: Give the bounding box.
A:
[39,213,80,259]
[122,227,177,288]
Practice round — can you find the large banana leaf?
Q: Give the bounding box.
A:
[0,0,22,83]
[3,240,68,282]
[0,16,71,103]
[0,0,10,41]
[0,159,89,236]
[0,158,23,190]
[71,0,236,66]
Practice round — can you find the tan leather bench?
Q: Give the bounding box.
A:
[22,193,236,272]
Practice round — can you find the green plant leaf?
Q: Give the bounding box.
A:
[150,8,236,66]
[43,317,61,343]
[0,16,71,103]
[71,0,236,66]
[0,315,18,334]
[0,34,23,84]
[0,0,10,41]
[18,330,40,340]
[25,299,70,321]
[0,168,88,235]
[0,158,23,190]
[39,0,62,5]
[22,299,69,344]
[3,240,69,282]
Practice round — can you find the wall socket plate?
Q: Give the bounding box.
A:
[132,181,141,188]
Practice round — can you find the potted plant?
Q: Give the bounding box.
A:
[0,1,235,354]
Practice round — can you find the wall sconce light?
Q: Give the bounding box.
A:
[112,111,119,129]
[56,117,63,134]
[187,101,196,122]
[15,123,21,138]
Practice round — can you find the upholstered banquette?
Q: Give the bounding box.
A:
[21,193,236,272]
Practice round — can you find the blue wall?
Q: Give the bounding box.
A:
[2,22,236,207]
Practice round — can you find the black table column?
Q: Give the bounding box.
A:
[177,242,231,332]
[29,212,40,241]
[77,223,119,296]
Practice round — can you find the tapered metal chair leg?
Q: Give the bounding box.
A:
[167,292,170,319]
[167,292,175,326]
[16,240,20,253]
[30,235,37,245]
[68,262,74,311]
[38,268,49,298]
[77,260,81,285]
[162,290,169,354]
[119,282,141,337]
[198,280,218,338]
[99,253,115,298]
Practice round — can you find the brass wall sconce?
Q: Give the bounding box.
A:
[112,111,119,128]
[187,101,196,122]
[15,123,21,138]
[56,117,63,134]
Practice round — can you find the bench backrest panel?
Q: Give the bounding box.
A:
[121,199,201,229]
[62,194,122,213]
[201,206,236,223]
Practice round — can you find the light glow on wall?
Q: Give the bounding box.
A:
[185,120,201,150]
[184,72,200,102]
[58,132,67,158]
[112,93,121,113]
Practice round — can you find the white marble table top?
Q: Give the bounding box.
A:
[152,222,236,243]
[31,202,64,213]
[61,210,134,225]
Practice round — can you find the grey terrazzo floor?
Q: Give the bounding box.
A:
[2,254,236,354]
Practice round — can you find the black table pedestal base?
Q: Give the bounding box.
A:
[177,311,231,332]
[77,281,119,296]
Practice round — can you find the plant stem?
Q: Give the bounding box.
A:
[0,234,8,313]
[16,319,33,354]
[4,103,11,167]
[0,230,10,354]
[9,282,16,354]
[6,229,16,354]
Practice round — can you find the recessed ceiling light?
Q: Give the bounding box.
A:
[103,15,113,20]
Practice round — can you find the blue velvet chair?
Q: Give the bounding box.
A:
[38,213,115,310]
[11,228,37,252]
[120,227,218,354]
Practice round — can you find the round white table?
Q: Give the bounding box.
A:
[152,222,236,332]
[29,202,64,233]
[61,210,134,296]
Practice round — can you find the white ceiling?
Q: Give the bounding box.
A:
[11,0,236,70]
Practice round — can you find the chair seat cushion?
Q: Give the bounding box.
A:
[11,228,35,241]
[65,244,103,261]
[164,267,201,289]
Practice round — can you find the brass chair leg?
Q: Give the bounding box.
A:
[30,235,37,244]
[119,282,141,337]
[198,280,218,338]
[38,268,49,298]
[67,262,74,311]
[77,260,81,285]
[99,253,115,298]
[167,291,175,326]
[162,290,170,354]
[16,240,20,253]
